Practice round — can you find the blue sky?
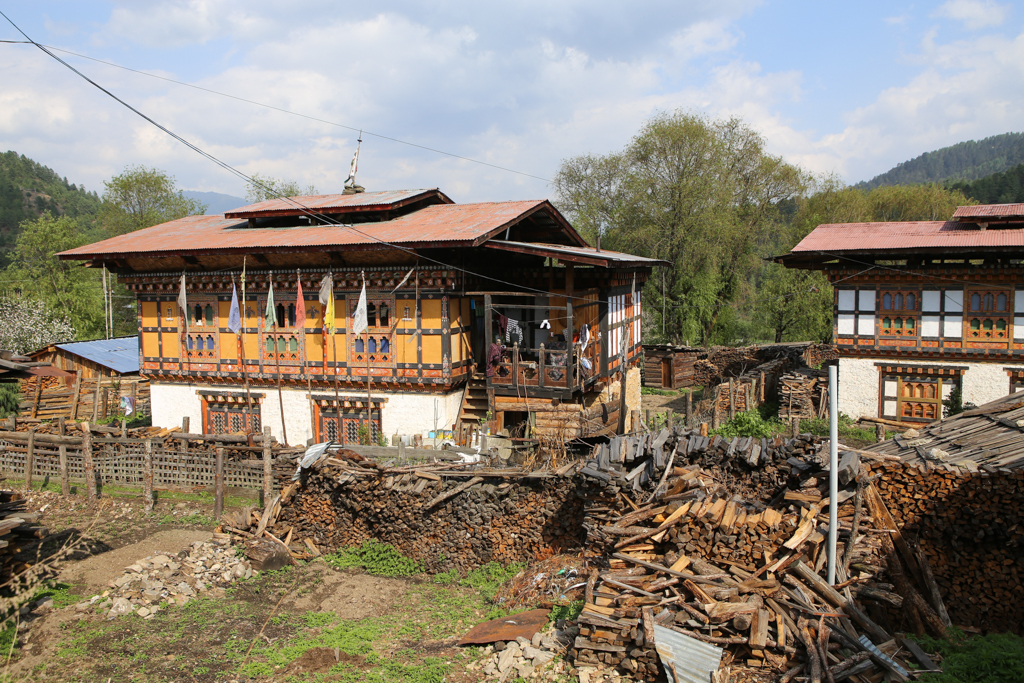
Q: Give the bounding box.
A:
[1,0,1021,204]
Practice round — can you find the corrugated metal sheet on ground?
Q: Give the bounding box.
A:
[224,188,450,218]
[953,203,1024,219]
[653,624,722,683]
[791,220,1024,253]
[55,336,139,374]
[59,200,563,259]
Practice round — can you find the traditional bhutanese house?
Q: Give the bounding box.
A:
[29,336,141,379]
[59,189,663,445]
[775,202,1024,423]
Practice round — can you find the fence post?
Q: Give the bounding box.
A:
[728,379,736,420]
[791,417,800,438]
[31,381,42,419]
[180,416,190,489]
[685,390,692,427]
[58,417,69,496]
[262,426,273,507]
[876,423,886,443]
[667,409,674,431]
[120,419,127,439]
[143,439,154,513]
[24,429,35,490]
[759,370,766,402]
[214,447,225,522]
[82,424,96,500]
[70,370,82,420]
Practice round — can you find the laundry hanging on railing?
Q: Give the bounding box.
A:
[506,318,524,344]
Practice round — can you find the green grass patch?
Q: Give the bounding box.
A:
[918,629,1024,682]
[158,512,217,527]
[460,562,525,602]
[325,539,423,577]
[641,387,679,396]
[801,413,876,443]
[432,568,459,586]
[712,403,785,438]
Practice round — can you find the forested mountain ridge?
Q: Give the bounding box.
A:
[0,151,102,262]
[949,163,1024,205]
[856,132,1024,190]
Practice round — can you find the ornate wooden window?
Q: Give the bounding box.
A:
[184,296,219,359]
[260,293,319,364]
[314,399,384,444]
[878,290,919,337]
[201,392,263,435]
[349,294,395,367]
[879,367,962,423]
[964,288,1011,341]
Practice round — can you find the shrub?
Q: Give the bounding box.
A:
[712,403,784,438]
[325,539,423,577]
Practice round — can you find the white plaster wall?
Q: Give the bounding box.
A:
[837,357,1024,420]
[150,382,204,432]
[380,389,464,439]
[152,381,465,445]
[837,358,879,420]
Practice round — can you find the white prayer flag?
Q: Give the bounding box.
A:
[176,274,189,332]
[352,282,368,335]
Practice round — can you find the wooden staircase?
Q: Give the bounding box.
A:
[455,373,489,443]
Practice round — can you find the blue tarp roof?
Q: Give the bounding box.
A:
[55,336,139,375]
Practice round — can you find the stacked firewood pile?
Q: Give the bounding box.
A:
[253,449,589,572]
[0,490,48,582]
[803,343,838,368]
[872,461,1024,633]
[571,427,946,681]
[779,368,828,421]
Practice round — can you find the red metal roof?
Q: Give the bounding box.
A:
[952,203,1024,220]
[223,188,452,219]
[59,200,582,260]
[791,220,1024,254]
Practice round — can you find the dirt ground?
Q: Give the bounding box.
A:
[0,483,577,683]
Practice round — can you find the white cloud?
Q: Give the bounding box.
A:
[933,0,1009,30]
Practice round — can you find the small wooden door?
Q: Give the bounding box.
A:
[662,358,673,389]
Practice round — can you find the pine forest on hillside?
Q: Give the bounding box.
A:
[949,163,1024,205]
[857,132,1024,190]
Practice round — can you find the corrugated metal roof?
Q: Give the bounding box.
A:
[224,189,451,218]
[484,241,669,266]
[953,203,1024,219]
[55,336,139,374]
[653,624,722,683]
[791,220,1024,253]
[59,200,581,260]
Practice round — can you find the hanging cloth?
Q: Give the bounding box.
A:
[580,323,591,352]
[506,318,523,344]
[227,283,242,334]
[496,313,508,340]
[540,319,551,329]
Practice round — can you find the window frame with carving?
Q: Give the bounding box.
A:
[258,293,319,365]
[963,288,1011,342]
[183,295,220,359]
[877,289,920,338]
[348,294,396,368]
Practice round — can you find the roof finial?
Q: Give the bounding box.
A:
[344,132,364,195]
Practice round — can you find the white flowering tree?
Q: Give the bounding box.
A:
[0,297,77,355]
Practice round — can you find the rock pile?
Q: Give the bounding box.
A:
[468,625,575,680]
[78,534,254,619]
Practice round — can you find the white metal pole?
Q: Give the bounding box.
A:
[827,364,839,585]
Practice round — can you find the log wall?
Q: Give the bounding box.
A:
[873,461,1024,633]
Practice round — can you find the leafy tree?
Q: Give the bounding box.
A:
[99,165,206,236]
[949,163,1024,204]
[755,266,833,343]
[554,111,804,346]
[245,173,318,203]
[2,213,104,339]
[0,296,76,354]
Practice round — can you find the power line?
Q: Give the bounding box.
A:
[0,39,552,183]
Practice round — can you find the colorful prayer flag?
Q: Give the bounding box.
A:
[228,283,241,334]
[318,272,334,335]
[265,279,277,329]
[295,277,307,329]
[353,281,368,334]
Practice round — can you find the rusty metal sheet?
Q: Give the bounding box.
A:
[59,200,578,260]
[791,220,1024,255]
[457,608,550,645]
[953,203,1024,219]
[653,624,722,683]
[224,188,451,218]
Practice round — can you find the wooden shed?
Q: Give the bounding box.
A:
[30,336,140,379]
[642,345,701,389]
